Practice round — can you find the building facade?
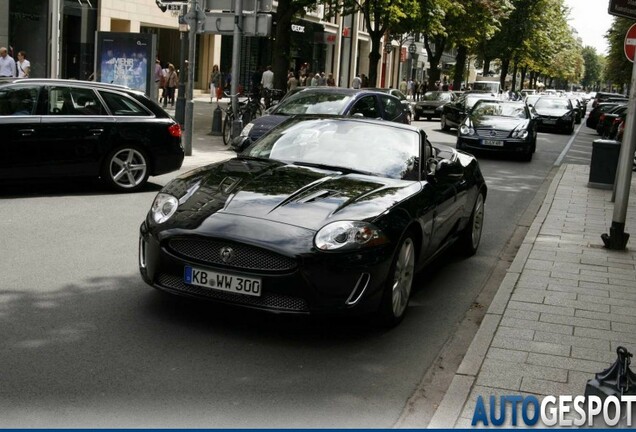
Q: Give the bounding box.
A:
[0,0,454,93]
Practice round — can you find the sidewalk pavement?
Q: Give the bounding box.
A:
[430,163,636,428]
[168,100,636,427]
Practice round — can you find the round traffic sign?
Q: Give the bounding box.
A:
[624,23,636,62]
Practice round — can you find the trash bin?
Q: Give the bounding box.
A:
[588,139,621,189]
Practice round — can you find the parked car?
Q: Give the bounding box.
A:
[456,100,538,161]
[0,78,184,191]
[566,97,583,124]
[524,94,542,107]
[596,104,628,138]
[440,92,498,131]
[413,91,456,121]
[532,97,576,134]
[586,102,623,129]
[364,87,414,123]
[233,88,409,151]
[592,91,628,108]
[139,116,487,327]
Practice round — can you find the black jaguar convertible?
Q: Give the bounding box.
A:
[139,117,487,327]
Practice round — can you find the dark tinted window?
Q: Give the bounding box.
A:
[48,87,105,115]
[99,90,150,116]
[0,85,39,116]
[380,95,403,120]
[349,95,380,118]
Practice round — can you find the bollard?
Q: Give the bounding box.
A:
[211,105,223,136]
[585,346,636,399]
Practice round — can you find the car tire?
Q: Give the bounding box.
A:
[101,146,150,192]
[441,114,450,131]
[568,120,575,135]
[427,116,432,121]
[222,116,232,145]
[457,192,485,256]
[377,235,416,328]
[414,114,420,121]
[520,148,533,162]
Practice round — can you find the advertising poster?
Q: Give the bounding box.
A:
[95,32,156,96]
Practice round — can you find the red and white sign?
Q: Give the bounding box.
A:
[624,23,636,62]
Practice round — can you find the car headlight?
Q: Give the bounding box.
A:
[151,193,179,224]
[459,125,475,136]
[512,129,529,139]
[314,221,389,251]
[239,122,254,137]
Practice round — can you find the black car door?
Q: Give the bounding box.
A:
[0,84,42,179]
[445,98,464,126]
[38,85,114,177]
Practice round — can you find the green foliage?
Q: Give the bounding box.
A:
[581,46,603,89]
[605,17,636,88]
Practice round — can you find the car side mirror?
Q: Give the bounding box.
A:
[435,159,463,178]
[231,136,251,153]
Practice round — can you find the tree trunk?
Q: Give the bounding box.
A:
[367,32,383,87]
[511,61,518,92]
[453,45,468,91]
[425,35,445,90]
[499,58,510,92]
[272,3,295,91]
[483,57,491,76]
[520,65,528,89]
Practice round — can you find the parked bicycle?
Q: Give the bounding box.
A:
[221,92,265,145]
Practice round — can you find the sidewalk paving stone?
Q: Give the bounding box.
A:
[431,163,636,427]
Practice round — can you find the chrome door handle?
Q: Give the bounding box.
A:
[18,128,35,136]
[89,128,104,136]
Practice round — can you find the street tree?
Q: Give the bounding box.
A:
[271,0,321,91]
[322,0,420,87]
[605,17,635,90]
[581,46,603,90]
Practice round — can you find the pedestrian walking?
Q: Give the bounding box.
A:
[261,65,274,108]
[164,63,178,107]
[209,64,221,103]
[361,73,369,88]
[287,72,298,92]
[0,47,16,77]
[351,74,362,89]
[153,59,163,101]
[16,51,30,78]
[311,73,320,86]
[327,73,335,87]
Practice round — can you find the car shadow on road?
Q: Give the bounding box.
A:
[0,178,162,198]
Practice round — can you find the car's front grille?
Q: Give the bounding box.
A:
[157,273,310,312]
[167,238,297,272]
[476,129,510,139]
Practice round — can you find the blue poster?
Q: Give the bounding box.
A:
[95,32,155,95]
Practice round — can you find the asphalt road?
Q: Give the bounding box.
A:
[0,108,592,427]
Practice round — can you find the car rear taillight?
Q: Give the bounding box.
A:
[599,114,605,122]
[168,123,182,138]
[613,118,622,125]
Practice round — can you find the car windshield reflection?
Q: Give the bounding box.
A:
[245,118,420,180]
[273,93,353,115]
[471,101,528,118]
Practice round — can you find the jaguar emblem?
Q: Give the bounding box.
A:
[220,247,234,263]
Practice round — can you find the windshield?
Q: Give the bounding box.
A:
[534,98,571,110]
[272,92,353,115]
[422,91,452,102]
[245,118,420,180]
[465,96,495,109]
[471,101,528,118]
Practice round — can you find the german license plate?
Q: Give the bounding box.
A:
[543,119,556,125]
[184,266,262,297]
[423,110,434,114]
[483,139,504,147]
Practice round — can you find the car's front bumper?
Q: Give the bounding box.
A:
[138,215,395,315]
[457,135,532,154]
[537,117,573,131]
[415,105,443,118]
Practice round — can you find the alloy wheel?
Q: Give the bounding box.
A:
[391,237,415,318]
[108,148,147,189]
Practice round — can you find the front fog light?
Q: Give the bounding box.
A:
[151,193,179,224]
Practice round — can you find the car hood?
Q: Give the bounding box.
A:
[246,114,290,141]
[469,116,529,131]
[534,108,570,117]
[161,158,421,231]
